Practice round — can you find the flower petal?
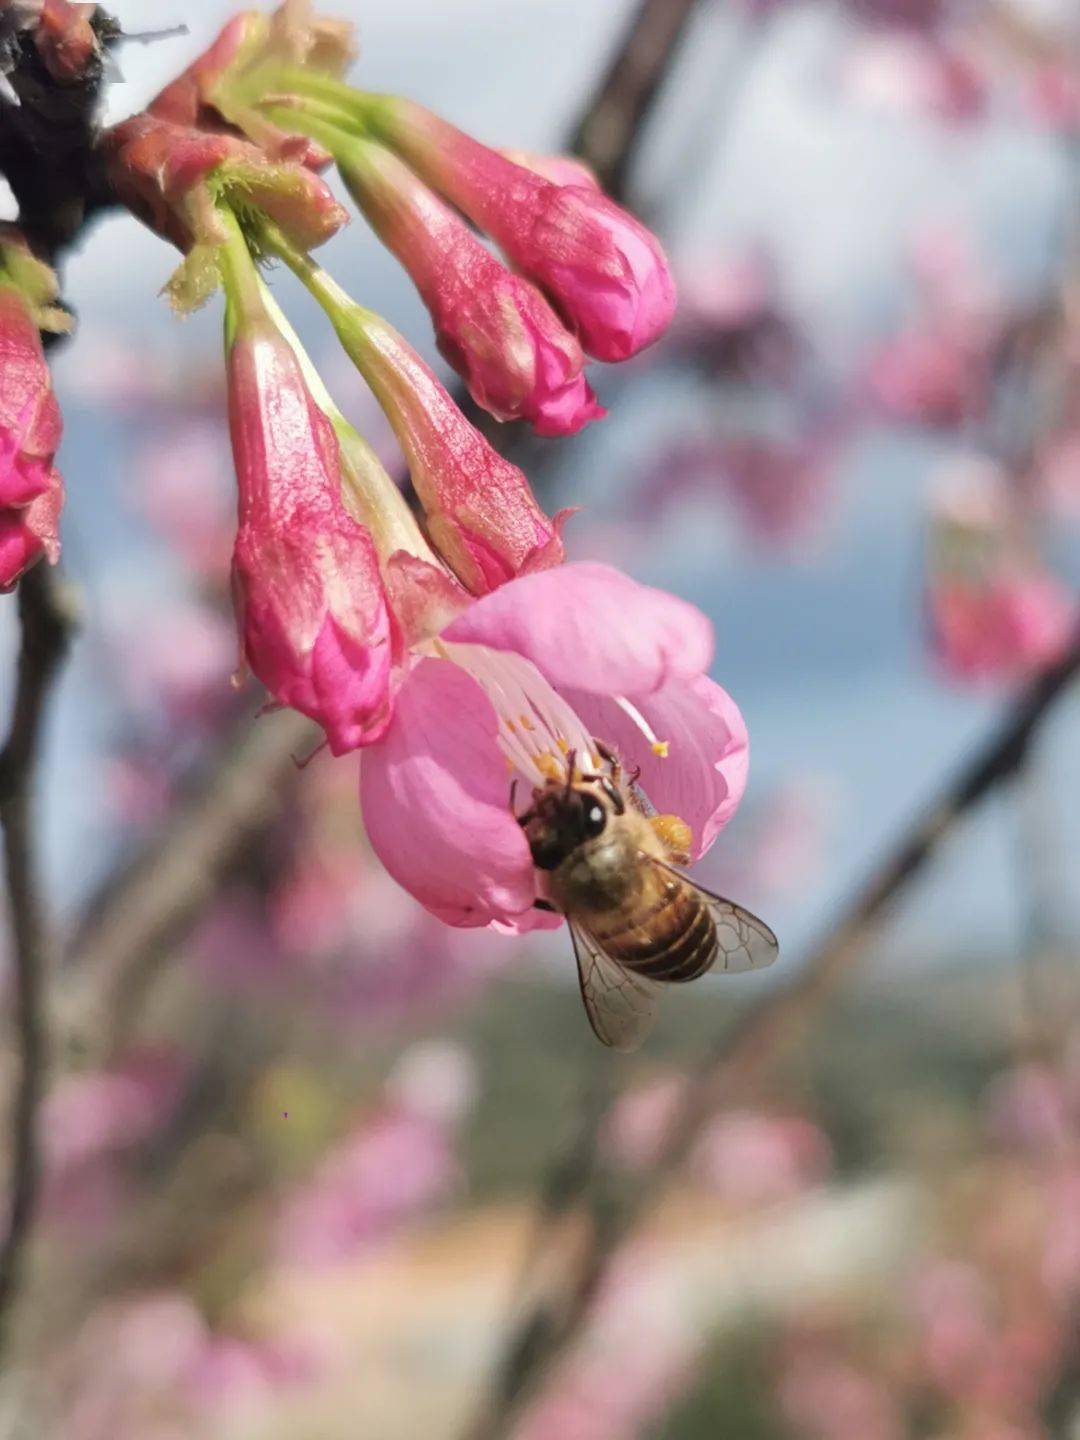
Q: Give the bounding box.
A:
[561,674,749,860]
[359,657,539,927]
[442,563,713,696]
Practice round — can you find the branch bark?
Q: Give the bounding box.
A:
[0,566,75,1352]
[570,0,703,197]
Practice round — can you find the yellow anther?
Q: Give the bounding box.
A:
[519,714,536,732]
[651,740,670,758]
[536,752,563,782]
[556,736,570,753]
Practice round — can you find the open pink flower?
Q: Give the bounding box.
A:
[359,563,748,930]
[224,235,396,753]
[333,139,604,435]
[368,100,676,362]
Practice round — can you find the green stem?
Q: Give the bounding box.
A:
[214,203,267,344]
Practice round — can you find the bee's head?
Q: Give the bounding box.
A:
[517,776,620,871]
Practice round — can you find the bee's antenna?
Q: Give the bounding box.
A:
[564,749,577,796]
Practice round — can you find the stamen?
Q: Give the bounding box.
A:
[613,696,670,758]
[440,642,595,787]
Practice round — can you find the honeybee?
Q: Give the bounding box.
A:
[516,745,779,1051]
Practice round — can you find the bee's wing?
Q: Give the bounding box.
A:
[643,854,780,975]
[569,921,662,1052]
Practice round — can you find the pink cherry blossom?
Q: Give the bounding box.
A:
[359,562,748,930]
[369,100,676,361]
[225,269,397,753]
[335,138,604,436]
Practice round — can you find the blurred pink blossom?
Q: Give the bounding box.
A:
[184,1333,321,1417]
[101,754,174,827]
[869,324,990,426]
[841,31,986,123]
[710,775,839,901]
[984,1062,1073,1156]
[1034,427,1080,518]
[107,601,236,728]
[513,1250,698,1440]
[44,1047,187,1173]
[673,247,802,382]
[927,567,1074,684]
[1023,62,1080,135]
[690,1111,833,1205]
[637,427,838,548]
[1041,1165,1080,1299]
[274,1046,475,1267]
[134,422,234,578]
[869,226,1004,427]
[56,1291,322,1440]
[605,1076,831,1206]
[778,1331,904,1440]
[925,464,1075,684]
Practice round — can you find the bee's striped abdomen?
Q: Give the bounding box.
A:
[592,888,718,984]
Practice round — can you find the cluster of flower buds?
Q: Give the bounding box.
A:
[143,0,676,433]
[102,2,748,933]
[0,229,69,591]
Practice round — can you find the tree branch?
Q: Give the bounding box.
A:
[62,705,315,1061]
[570,0,703,197]
[0,565,75,1352]
[464,624,1080,1438]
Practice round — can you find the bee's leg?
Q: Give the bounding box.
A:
[592,737,621,782]
[650,814,693,866]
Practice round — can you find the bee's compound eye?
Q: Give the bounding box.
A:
[583,803,607,838]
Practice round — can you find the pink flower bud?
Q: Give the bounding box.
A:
[0,285,62,508]
[227,304,396,753]
[335,141,604,435]
[371,101,676,362]
[149,6,355,170]
[0,476,62,592]
[323,295,568,594]
[0,233,66,588]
